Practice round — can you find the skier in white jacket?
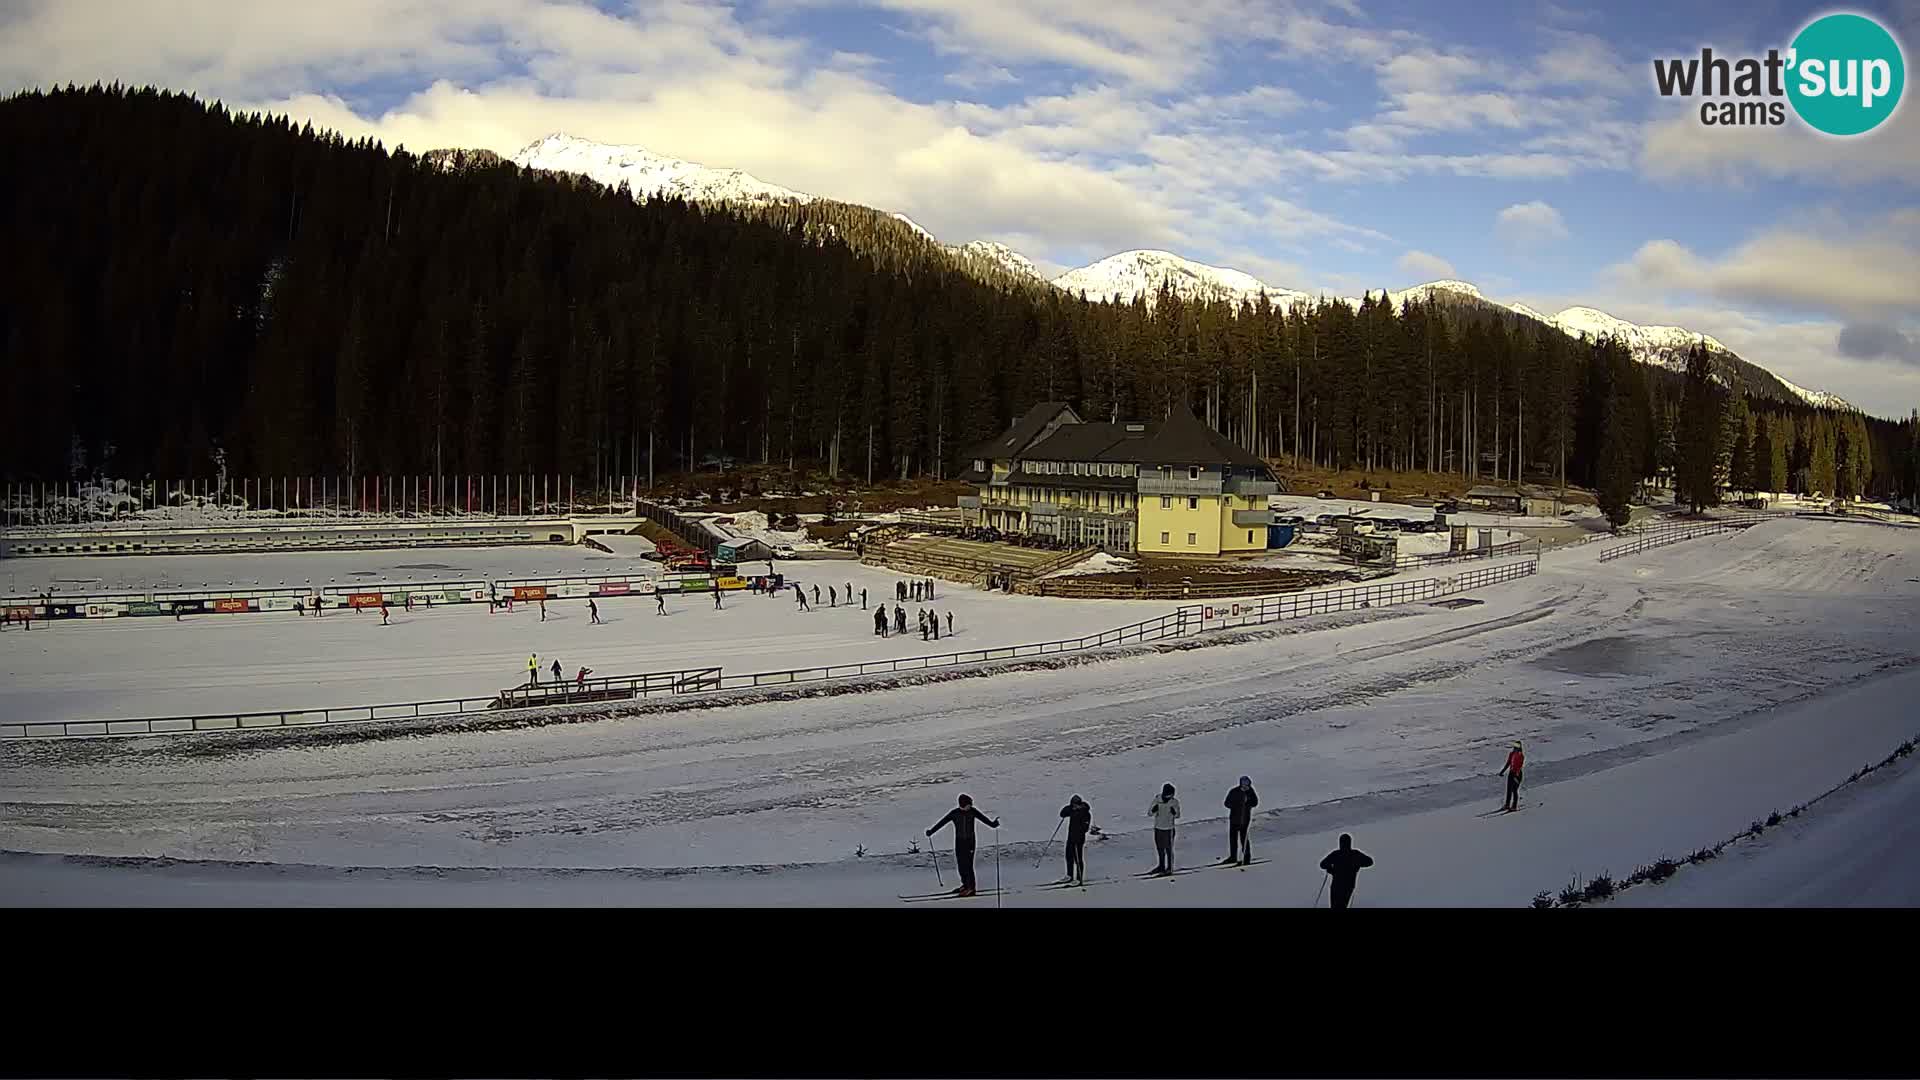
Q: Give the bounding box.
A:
[1148,783,1181,876]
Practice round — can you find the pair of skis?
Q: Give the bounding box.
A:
[1475,801,1541,818]
[1135,857,1270,880]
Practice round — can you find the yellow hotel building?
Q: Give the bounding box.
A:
[955,402,1281,555]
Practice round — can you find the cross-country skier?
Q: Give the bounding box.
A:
[828,585,836,607]
[1318,834,1374,909]
[656,592,667,615]
[929,613,939,641]
[1148,784,1181,875]
[874,607,887,636]
[796,584,810,611]
[811,584,820,607]
[527,654,540,686]
[588,599,602,625]
[919,609,928,640]
[894,605,906,635]
[896,580,905,602]
[576,666,592,689]
[1498,741,1525,812]
[1059,795,1092,884]
[551,659,563,683]
[713,587,723,610]
[925,577,934,600]
[945,611,953,636]
[379,601,390,626]
[926,794,1000,897]
[1222,776,1258,865]
[861,587,868,610]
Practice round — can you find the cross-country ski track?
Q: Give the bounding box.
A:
[4,515,1919,906]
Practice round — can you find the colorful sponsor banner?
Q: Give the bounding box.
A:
[468,588,490,602]
[260,596,299,611]
[85,603,124,618]
[347,593,384,608]
[715,576,746,590]
[655,577,683,593]
[633,579,657,594]
[554,584,592,599]
[596,581,631,596]
[5,605,36,621]
[126,602,164,616]
[172,600,204,614]
[213,598,251,613]
[512,585,548,601]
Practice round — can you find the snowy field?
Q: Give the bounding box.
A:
[4,515,1919,906]
[0,552,1158,723]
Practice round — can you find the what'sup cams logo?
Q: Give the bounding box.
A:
[1653,12,1906,135]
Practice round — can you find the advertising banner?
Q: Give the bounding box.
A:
[656,578,683,593]
[126,602,164,617]
[260,596,299,611]
[715,576,746,590]
[596,581,631,596]
[512,585,548,601]
[554,584,592,598]
[213,598,251,614]
[347,592,383,608]
[85,603,124,618]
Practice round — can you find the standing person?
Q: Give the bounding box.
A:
[828,585,837,607]
[844,582,852,606]
[896,580,904,602]
[1222,776,1259,866]
[575,665,592,689]
[1498,741,1525,812]
[551,658,563,684]
[918,609,928,640]
[925,577,934,600]
[588,599,602,625]
[656,592,667,616]
[527,653,540,686]
[1148,784,1181,875]
[946,611,954,636]
[874,607,888,636]
[811,584,821,607]
[926,794,1000,897]
[1059,795,1092,884]
[713,587,723,610]
[379,601,390,626]
[860,587,868,610]
[929,613,940,641]
[1318,834,1375,909]
[797,584,811,611]
[539,598,548,622]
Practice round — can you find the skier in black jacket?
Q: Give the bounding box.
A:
[1222,775,1258,865]
[1058,795,1092,884]
[1318,833,1374,909]
[927,794,1000,897]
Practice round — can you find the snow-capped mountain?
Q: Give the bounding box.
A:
[955,240,1044,280]
[459,132,1855,412]
[512,133,814,207]
[1052,249,1313,308]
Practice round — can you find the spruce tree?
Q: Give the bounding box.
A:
[1674,343,1722,511]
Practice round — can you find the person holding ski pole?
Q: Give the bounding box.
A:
[1059,795,1092,884]
[1318,834,1374,909]
[1148,783,1181,875]
[926,793,999,897]
[1498,741,1525,812]
[1222,775,1258,865]
[526,653,540,686]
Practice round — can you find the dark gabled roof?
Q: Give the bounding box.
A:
[1128,403,1271,472]
[1022,421,1134,462]
[963,400,1080,461]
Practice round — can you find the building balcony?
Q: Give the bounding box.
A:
[1136,475,1223,497]
[1227,478,1278,497]
[1028,502,1060,517]
[956,495,981,510]
[1232,509,1274,527]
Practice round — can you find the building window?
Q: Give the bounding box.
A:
[1160,496,1171,509]
[1160,531,1170,544]
[1223,494,1233,507]
[1187,532,1197,545]
[1188,465,1200,480]
[1247,531,1255,543]
[1187,497,1198,510]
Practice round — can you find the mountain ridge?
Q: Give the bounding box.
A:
[490,132,1854,413]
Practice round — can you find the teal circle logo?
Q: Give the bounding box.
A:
[1787,13,1905,135]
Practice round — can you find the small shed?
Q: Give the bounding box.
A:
[1463,485,1524,514]
[716,538,773,563]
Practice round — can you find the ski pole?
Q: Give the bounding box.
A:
[994,823,1002,911]
[1034,818,1064,869]
[1312,873,1328,908]
[929,834,943,888]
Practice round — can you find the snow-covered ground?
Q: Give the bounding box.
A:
[3,516,1918,906]
[1269,493,1595,530]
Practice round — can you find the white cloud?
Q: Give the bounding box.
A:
[1495,200,1570,247]
[1397,249,1457,280]
[1602,213,1920,320]
[1639,105,1920,187]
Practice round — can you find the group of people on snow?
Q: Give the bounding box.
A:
[897,577,935,603]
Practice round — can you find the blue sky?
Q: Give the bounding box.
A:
[3,0,1917,414]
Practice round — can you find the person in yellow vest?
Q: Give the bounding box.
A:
[527,653,539,686]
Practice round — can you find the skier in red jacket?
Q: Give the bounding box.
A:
[1498,741,1525,812]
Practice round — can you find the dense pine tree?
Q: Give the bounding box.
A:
[1674,344,1723,511]
[1,85,1908,505]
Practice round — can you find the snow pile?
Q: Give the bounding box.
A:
[1043,551,1138,578]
